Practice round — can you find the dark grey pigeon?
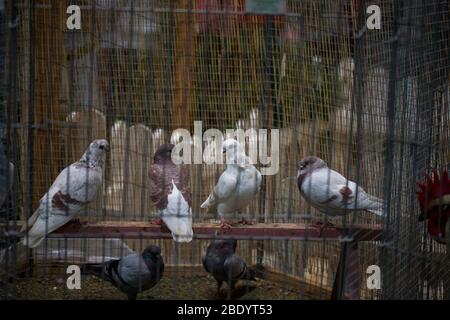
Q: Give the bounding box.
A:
[0,142,14,207]
[83,245,164,300]
[202,239,255,298]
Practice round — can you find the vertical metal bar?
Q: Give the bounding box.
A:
[256,15,274,275]
[25,0,36,279]
[4,0,20,296]
[380,0,401,300]
[331,240,360,300]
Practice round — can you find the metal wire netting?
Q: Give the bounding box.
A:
[0,0,449,300]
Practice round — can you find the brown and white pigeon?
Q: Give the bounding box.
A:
[83,245,164,300]
[201,139,262,228]
[21,139,109,248]
[297,156,385,219]
[148,143,193,242]
[202,239,256,298]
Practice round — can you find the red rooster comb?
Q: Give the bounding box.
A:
[416,170,450,221]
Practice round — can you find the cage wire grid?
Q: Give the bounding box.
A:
[0,0,448,300]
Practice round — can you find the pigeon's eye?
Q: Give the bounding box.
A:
[99,145,105,150]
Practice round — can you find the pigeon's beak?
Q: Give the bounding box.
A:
[105,144,110,152]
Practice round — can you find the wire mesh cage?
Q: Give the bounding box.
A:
[0,0,449,300]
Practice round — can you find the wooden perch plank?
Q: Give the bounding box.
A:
[2,221,384,241]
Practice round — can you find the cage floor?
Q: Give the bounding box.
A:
[3,265,325,300]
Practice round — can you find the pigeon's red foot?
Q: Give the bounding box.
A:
[151,218,164,225]
[313,221,335,237]
[219,218,234,230]
[215,219,234,235]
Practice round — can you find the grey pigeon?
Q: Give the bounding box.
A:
[201,139,262,228]
[83,245,164,300]
[202,239,255,298]
[148,143,193,242]
[0,142,14,208]
[22,139,109,248]
[297,156,385,220]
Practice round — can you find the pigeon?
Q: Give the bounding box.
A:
[201,139,262,228]
[21,139,109,248]
[0,143,14,208]
[83,245,164,300]
[202,239,255,298]
[148,143,193,242]
[297,156,385,230]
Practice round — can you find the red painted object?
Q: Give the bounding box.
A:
[416,170,450,244]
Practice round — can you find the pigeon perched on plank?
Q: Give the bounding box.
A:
[83,245,164,300]
[297,156,385,232]
[148,143,193,242]
[0,143,14,208]
[202,239,255,298]
[201,139,262,229]
[21,139,109,248]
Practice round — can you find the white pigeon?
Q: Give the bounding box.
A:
[297,156,385,220]
[148,143,193,242]
[201,139,262,228]
[22,139,109,248]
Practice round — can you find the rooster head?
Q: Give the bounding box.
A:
[416,170,450,244]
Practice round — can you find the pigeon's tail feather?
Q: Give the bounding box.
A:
[20,208,40,232]
[21,234,45,248]
[164,182,194,243]
[172,233,193,243]
[82,263,106,278]
[245,266,257,281]
[365,195,386,217]
[367,208,385,217]
[200,195,213,208]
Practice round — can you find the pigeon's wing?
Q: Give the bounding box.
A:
[117,253,152,290]
[201,170,237,207]
[149,162,191,208]
[203,251,225,280]
[325,170,384,212]
[148,164,170,210]
[202,243,214,273]
[177,164,192,207]
[306,169,384,213]
[223,255,249,281]
[303,169,347,204]
[303,169,355,210]
[23,163,103,247]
